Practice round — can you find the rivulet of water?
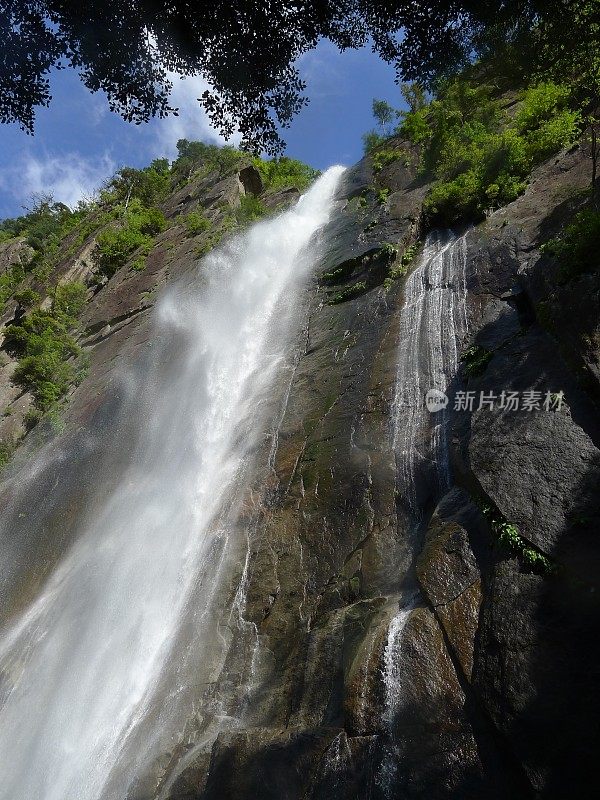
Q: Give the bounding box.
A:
[392,229,469,515]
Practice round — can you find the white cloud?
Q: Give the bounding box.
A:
[0,151,116,210]
[297,41,347,99]
[146,73,241,159]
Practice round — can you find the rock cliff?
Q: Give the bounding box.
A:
[0,131,598,799]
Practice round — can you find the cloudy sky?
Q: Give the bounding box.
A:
[0,40,402,219]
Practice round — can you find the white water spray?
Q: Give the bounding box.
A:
[0,166,344,800]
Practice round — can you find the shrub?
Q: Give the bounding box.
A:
[5,310,82,411]
[236,195,268,225]
[102,164,170,207]
[95,226,151,277]
[526,108,581,162]
[362,130,385,155]
[424,170,483,225]
[129,207,166,236]
[94,207,164,278]
[252,156,319,192]
[372,148,410,173]
[412,76,581,227]
[541,210,600,282]
[397,109,431,145]
[53,282,87,321]
[173,140,246,180]
[515,82,572,134]
[14,288,41,308]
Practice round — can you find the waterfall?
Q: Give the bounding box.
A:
[392,229,469,517]
[0,166,344,800]
[378,231,469,796]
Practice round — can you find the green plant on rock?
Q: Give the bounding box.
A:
[0,441,16,471]
[23,408,43,431]
[372,148,411,173]
[541,209,600,283]
[409,73,582,227]
[4,311,81,410]
[236,194,268,225]
[380,243,399,259]
[13,287,40,309]
[101,162,170,208]
[94,207,165,278]
[480,502,555,574]
[184,211,211,236]
[383,243,418,289]
[172,140,246,181]
[377,188,390,205]
[53,282,88,320]
[461,345,493,376]
[4,281,88,413]
[95,226,151,277]
[131,256,147,272]
[252,156,319,192]
[362,130,385,155]
[328,281,367,305]
[320,263,355,286]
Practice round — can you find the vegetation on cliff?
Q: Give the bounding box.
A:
[365,72,584,227]
[0,143,319,462]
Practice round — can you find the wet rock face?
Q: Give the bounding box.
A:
[174,145,600,798]
[1,139,599,798]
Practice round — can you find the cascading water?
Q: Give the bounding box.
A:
[0,165,344,800]
[392,229,469,517]
[378,230,470,795]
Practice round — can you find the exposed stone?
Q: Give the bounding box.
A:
[238,165,263,196]
[1,133,599,800]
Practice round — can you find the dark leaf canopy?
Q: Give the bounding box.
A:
[0,2,595,153]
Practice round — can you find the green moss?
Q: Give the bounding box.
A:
[328,281,368,305]
[461,345,493,376]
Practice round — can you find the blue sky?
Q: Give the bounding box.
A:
[0,40,403,219]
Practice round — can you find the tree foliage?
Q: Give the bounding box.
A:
[372,99,395,135]
[419,77,581,225]
[1,2,598,154]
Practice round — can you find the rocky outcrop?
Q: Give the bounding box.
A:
[170,139,599,799]
[0,134,598,800]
